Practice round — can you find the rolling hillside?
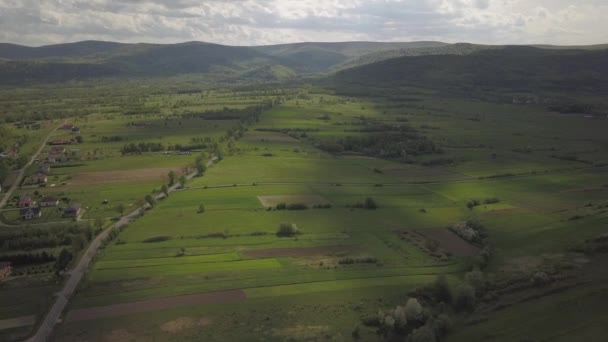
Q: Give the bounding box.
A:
[333,46,608,93]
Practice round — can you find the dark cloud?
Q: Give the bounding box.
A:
[0,0,605,46]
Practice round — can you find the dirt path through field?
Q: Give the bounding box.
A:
[64,289,246,322]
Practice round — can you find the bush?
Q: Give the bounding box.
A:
[142,235,172,243]
[276,223,299,237]
[483,197,500,204]
[405,298,423,322]
[454,284,476,311]
[531,271,551,287]
[433,275,452,304]
[287,203,308,210]
[465,269,487,294]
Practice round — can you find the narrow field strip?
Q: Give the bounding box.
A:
[94,252,241,270]
[0,315,35,331]
[64,289,247,323]
[90,258,282,282]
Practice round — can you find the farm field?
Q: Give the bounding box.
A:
[36,87,608,341]
[0,76,607,341]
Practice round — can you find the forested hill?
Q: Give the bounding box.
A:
[1,40,607,85]
[333,46,608,93]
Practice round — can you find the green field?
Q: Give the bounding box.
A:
[1,79,607,342]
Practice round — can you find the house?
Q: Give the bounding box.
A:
[71,127,81,134]
[63,203,81,218]
[31,172,48,184]
[40,197,59,207]
[50,146,66,154]
[0,262,11,280]
[48,154,68,163]
[20,206,42,220]
[62,124,74,130]
[39,164,51,174]
[18,194,32,207]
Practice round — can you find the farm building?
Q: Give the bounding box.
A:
[62,124,74,130]
[50,146,66,154]
[64,203,81,218]
[48,154,68,163]
[40,197,59,207]
[19,194,32,207]
[71,127,81,134]
[31,172,48,184]
[0,262,11,280]
[20,206,42,220]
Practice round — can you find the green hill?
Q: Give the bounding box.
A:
[334,46,608,93]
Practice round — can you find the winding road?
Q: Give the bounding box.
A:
[27,157,217,342]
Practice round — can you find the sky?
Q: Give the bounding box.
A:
[0,0,606,46]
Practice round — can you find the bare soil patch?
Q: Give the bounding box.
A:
[105,329,134,342]
[160,317,195,333]
[244,245,356,258]
[257,195,330,207]
[415,229,480,257]
[65,289,246,322]
[70,167,184,185]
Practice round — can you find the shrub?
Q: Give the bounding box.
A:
[465,269,487,294]
[433,275,452,304]
[531,271,551,287]
[365,197,378,209]
[142,235,172,243]
[454,284,476,311]
[276,202,287,210]
[483,197,500,204]
[286,203,308,210]
[405,298,423,322]
[276,223,299,237]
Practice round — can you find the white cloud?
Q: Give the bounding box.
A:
[0,0,606,46]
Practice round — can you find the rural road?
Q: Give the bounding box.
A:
[0,123,62,209]
[27,157,217,342]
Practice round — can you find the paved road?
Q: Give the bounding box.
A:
[0,124,62,209]
[27,157,216,342]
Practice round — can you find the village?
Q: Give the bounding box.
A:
[11,123,83,222]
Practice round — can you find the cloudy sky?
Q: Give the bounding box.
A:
[0,0,606,46]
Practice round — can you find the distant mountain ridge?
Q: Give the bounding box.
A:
[0,40,607,84]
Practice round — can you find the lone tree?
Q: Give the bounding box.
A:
[168,170,177,186]
[161,184,169,197]
[197,204,206,214]
[276,223,299,237]
[196,161,207,176]
[145,194,156,207]
[179,175,187,188]
[116,203,126,215]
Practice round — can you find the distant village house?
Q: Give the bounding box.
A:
[20,206,41,220]
[19,194,32,207]
[63,203,81,218]
[40,197,59,207]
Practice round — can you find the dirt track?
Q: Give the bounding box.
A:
[244,245,355,258]
[64,289,246,323]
